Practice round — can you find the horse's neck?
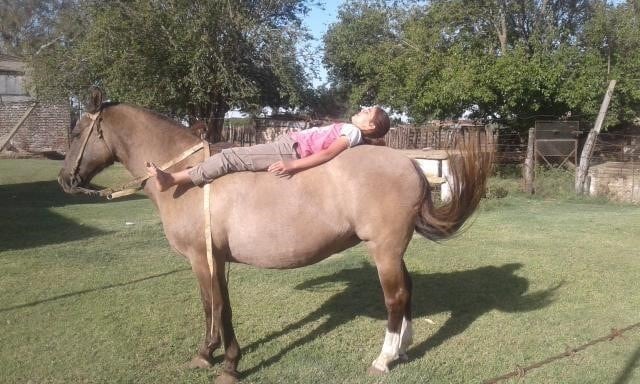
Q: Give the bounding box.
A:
[107,107,200,178]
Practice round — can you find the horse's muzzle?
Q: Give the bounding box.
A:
[58,169,81,195]
[58,170,103,197]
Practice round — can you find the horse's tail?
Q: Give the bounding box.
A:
[413,140,494,241]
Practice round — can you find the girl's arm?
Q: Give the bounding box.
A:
[268,136,350,176]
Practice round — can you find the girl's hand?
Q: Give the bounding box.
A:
[268,160,297,176]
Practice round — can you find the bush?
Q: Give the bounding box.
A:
[532,166,575,199]
[485,164,575,201]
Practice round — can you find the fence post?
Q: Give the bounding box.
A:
[575,80,617,195]
[523,127,535,194]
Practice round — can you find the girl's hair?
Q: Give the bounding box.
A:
[362,107,391,145]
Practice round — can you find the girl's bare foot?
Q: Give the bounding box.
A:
[145,162,175,192]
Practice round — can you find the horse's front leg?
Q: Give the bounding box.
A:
[189,263,221,368]
[368,249,413,374]
[210,258,242,384]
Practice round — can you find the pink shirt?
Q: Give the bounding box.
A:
[290,123,362,158]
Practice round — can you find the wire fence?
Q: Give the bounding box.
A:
[587,133,640,203]
[483,321,640,384]
[215,119,640,202]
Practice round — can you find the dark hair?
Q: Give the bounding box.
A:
[362,107,390,145]
[371,107,390,138]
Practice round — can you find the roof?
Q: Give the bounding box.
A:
[0,54,26,73]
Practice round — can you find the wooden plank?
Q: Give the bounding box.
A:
[398,149,451,160]
[426,175,446,185]
[0,103,37,151]
[523,128,535,194]
[575,80,616,194]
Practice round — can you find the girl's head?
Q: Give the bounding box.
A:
[351,107,390,139]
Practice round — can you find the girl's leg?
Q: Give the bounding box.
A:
[146,163,192,191]
[188,135,298,186]
[147,135,298,191]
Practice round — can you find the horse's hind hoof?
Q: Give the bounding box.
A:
[215,372,239,384]
[367,365,388,376]
[187,356,213,369]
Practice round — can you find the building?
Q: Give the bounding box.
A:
[0,54,70,156]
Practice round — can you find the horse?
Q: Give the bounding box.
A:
[58,88,493,384]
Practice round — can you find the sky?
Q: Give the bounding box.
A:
[228,1,341,117]
[304,1,342,87]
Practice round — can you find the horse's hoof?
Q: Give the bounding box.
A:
[367,365,388,376]
[215,372,239,384]
[187,356,213,369]
[398,352,409,362]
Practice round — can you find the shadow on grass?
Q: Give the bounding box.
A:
[240,263,560,376]
[0,180,145,252]
[0,267,189,313]
[614,344,640,384]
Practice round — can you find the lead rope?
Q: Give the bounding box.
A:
[102,141,205,199]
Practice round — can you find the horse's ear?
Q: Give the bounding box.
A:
[85,86,104,113]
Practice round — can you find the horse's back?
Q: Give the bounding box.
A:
[210,145,423,268]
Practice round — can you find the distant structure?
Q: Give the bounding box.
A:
[0,54,69,156]
[0,54,32,103]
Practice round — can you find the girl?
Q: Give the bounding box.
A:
[146,106,390,191]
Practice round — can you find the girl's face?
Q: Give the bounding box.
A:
[351,107,377,133]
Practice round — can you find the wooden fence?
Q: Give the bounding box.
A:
[385,123,497,151]
[220,119,498,152]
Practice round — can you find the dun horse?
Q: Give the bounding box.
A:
[58,88,492,384]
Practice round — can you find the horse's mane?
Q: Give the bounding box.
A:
[102,102,188,130]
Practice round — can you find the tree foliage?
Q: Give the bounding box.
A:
[20,0,312,141]
[324,0,640,129]
[0,0,78,56]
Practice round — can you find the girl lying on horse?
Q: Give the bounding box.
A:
[146,107,391,191]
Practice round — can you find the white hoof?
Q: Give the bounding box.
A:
[370,357,391,373]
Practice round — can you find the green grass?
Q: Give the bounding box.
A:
[1,159,640,384]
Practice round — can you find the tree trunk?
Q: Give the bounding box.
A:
[496,1,508,53]
[206,99,229,143]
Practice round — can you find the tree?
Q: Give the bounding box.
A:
[577,1,640,127]
[0,0,78,56]
[323,0,640,130]
[323,0,398,115]
[27,0,313,141]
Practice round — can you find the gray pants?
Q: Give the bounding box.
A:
[188,134,299,186]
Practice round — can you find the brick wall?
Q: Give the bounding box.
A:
[0,102,70,154]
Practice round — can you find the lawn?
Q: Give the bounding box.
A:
[1,159,640,384]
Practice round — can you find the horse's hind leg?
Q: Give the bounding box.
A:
[189,264,221,368]
[367,240,413,374]
[398,261,413,362]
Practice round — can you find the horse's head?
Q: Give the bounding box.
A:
[58,87,117,196]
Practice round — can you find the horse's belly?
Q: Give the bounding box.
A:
[229,248,337,268]
[224,219,359,269]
